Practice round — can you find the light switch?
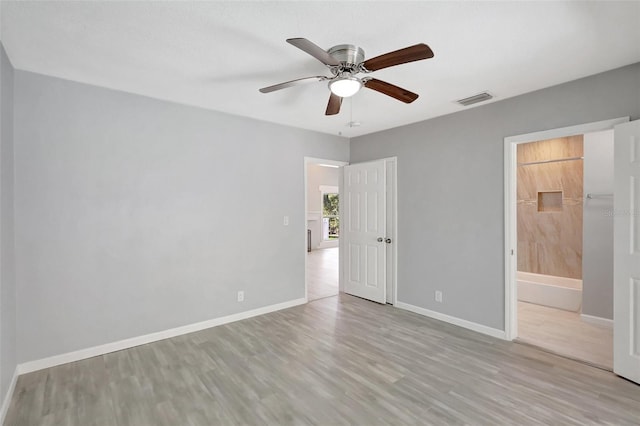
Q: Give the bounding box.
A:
[283,216,289,226]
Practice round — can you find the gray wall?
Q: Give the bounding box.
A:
[0,43,16,403]
[582,129,614,320]
[350,63,640,330]
[14,71,348,363]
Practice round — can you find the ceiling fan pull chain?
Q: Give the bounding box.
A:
[350,97,353,125]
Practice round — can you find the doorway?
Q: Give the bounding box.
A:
[304,158,347,302]
[504,118,628,370]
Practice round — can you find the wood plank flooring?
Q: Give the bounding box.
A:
[518,301,613,370]
[5,294,640,425]
[306,247,338,301]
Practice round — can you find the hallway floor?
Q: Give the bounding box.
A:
[518,301,613,370]
[306,247,338,301]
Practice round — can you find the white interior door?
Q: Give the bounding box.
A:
[613,120,640,384]
[343,160,386,303]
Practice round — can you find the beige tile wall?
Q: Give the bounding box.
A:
[517,136,583,279]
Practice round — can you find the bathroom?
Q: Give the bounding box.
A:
[516,130,614,369]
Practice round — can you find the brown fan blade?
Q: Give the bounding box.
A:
[287,38,341,66]
[362,44,434,72]
[259,76,326,93]
[364,78,419,103]
[325,93,342,115]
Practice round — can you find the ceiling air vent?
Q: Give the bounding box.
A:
[456,92,493,106]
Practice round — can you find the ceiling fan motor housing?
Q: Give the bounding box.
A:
[327,44,365,73]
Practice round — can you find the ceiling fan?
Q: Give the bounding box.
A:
[259,38,434,116]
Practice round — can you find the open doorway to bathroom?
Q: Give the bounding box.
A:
[515,130,614,369]
[305,160,345,301]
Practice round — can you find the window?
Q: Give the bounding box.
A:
[323,193,339,240]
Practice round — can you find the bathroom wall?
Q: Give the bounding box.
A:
[582,130,614,320]
[517,136,584,279]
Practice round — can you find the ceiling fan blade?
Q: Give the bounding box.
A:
[259,76,326,93]
[325,93,342,115]
[364,78,419,103]
[286,38,341,67]
[363,44,434,72]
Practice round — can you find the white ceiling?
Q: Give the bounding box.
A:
[2,1,640,137]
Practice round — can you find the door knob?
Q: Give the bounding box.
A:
[385,238,392,244]
[377,237,384,242]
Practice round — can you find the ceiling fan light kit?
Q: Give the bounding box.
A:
[259,38,434,116]
[329,77,362,98]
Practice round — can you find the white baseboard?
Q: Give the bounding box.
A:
[581,314,613,328]
[0,367,19,425]
[17,297,307,375]
[395,302,507,340]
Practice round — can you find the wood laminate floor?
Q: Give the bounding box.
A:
[306,247,338,301]
[6,294,640,425]
[518,301,613,370]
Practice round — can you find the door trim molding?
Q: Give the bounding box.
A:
[503,117,629,341]
[387,157,398,305]
[0,367,18,425]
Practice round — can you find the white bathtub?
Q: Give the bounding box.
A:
[517,271,582,312]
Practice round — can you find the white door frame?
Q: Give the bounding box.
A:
[385,157,398,305]
[340,157,398,305]
[503,117,629,340]
[304,157,348,302]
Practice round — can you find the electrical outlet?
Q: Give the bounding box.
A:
[237,291,244,302]
[283,216,289,226]
[435,290,443,303]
